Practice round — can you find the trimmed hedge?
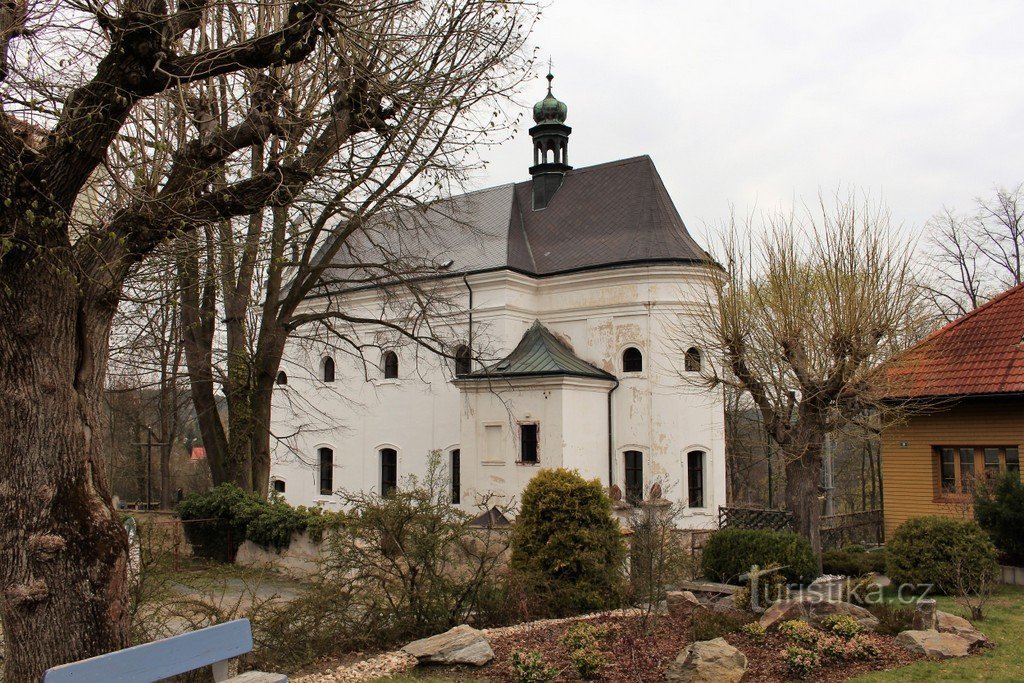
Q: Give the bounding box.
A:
[510,468,626,617]
[886,516,999,594]
[974,472,1024,565]
[177,483,345,561]
[821,548,886,577]
[701,528,818,585]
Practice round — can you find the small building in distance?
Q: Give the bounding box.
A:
[881,283,1024,537]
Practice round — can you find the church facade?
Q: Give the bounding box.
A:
[268,76,726,528]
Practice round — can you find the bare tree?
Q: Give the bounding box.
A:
[0,0,535,677]
[688,193,922,556]
[924,184,1024,322]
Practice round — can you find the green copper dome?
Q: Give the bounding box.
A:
[533,73,567,124]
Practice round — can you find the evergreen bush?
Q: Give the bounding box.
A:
[700,528,818,585]
[886,516,999,594]
[974,471,1024,565]
[510,468,626,617]
[821,548,886,577]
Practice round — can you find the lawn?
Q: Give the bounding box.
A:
[853,585,1024,683]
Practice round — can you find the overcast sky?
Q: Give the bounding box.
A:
[468,0,1024,239]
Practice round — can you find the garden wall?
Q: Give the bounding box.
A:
[235,531,326,577]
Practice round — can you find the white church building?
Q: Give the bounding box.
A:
[269,75,726,528]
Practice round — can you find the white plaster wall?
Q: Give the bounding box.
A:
[269,264,725,528]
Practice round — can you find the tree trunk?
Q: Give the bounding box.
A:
[0,264,129,681]
[783,450,823,560]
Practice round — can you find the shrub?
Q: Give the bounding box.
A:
[974,472,1024,565]
[561,622,607,651]
[739,621,767,641]
[784,645,820,679]
[778,619,820,646]
[510,469,627,617]
[866,603,915,635]
[690,609,745,641]
[822,548,886,577]
[510,650,558,683]
[568,641,606,680]
[845,634,880,660]
[821,614,863,639]
[840,574,882,606]
[887,516,999,594]
[701,528,818,586]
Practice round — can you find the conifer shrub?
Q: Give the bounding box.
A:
[510,468,626,617]
[973,471,1024,565]
[886,516,999,594]
[700,528,818,585]
[821,548,886,576]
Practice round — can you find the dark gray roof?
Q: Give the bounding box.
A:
[464,320,615,381]
[316,156,710,288]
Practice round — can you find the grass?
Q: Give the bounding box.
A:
[853,585,1024,682]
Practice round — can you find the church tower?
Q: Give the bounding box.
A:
[529,72,571,209]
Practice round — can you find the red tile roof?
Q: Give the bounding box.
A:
[885,283,1024,398]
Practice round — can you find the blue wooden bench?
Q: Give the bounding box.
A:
[42,618,286,683]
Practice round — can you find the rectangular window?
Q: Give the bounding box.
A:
[687,450,705,508]
[451,449,461,504]
[984,448,1001,478]
[381,448,397,496]
[939,447,956,493]
[624,451,643,504]
[960,447,976,492]
[1007,447,1020,475]
[319,448,334,496]
[520,423,539,464]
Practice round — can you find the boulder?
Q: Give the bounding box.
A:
[402,625,494,666]
[758,596,878,631]
[664,637,747,683]
[936,610,988,646]
[667,590,703,614]
[711,594,750,620]
[896,629,972,659]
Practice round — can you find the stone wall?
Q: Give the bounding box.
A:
[234,531,326,577]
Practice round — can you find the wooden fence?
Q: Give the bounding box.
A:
[716,505,884,550]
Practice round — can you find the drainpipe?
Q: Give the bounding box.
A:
[462,273,474,359]
[607,378,620,488]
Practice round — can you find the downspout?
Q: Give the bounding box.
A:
[607,378,620,488]
[462,273,474,358]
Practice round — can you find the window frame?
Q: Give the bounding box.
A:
[935,445,1022,499]
[519,422,539,464]
[622,347,643,374]
[380,447,398,496]
[687,450,705,508]
[684,347,702,373]
[318,447,334,496]
[271,479,286,494]
[624,450,644,505]
[382,350,399,379]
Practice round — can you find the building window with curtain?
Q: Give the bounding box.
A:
[624,450,643,504]
[687,450,705,508]
[318,447,334,495]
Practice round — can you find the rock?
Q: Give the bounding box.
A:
[936,610,988,646]
[913,598,937,630]
[758,597,879,631]
[896,629,972,658]
[401,625,494,666]
[711,594,750,620]
[667,590,703,614]
[664,637,747,683]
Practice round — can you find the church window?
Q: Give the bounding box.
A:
[381,448,398,495]
[382,351,399,379]
[684,347,702,373]
[624,450,643,504]
[451,448,461,504]
[271,479,286,494]
[455,345,472,376]
[321,357,335,383]
[622,347,643,373]
[520,423,539,464]
[687,450,705,508]
[276,370,288,385]
[318,447,334,495]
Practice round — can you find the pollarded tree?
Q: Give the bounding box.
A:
[689,194,922,556]
[0,0,534,678]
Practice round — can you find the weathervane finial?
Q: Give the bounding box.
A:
[546,57,554,93]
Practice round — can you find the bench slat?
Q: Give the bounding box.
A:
[42,619,255,683]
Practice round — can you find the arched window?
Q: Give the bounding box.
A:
[381,448,398,496]
[622,347,643,373]
[321,357,335,383]
[382,351,399,379]
[624,450,643,504]
[684,347,702,373]
[318,447,334,496]
[454,345,471,376]
[271,479,286,494]
[275,370,288,386]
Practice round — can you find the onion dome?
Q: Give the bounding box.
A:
[532,72,568,124]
